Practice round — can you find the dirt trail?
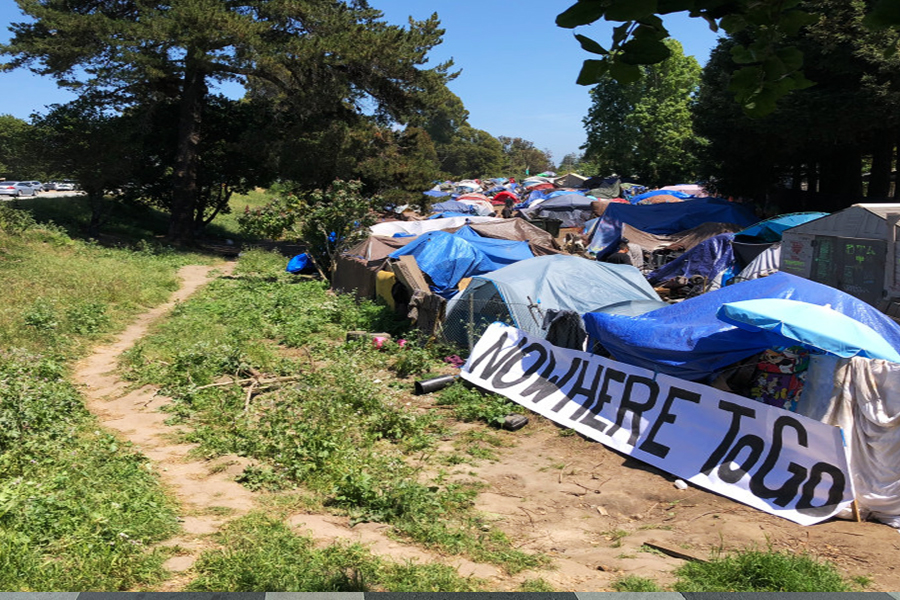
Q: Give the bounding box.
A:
[74,262,258,582]
[73,261,512,590]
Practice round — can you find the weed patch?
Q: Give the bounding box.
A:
[188,513,484,591]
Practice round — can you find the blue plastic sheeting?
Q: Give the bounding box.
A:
[629,189,692,204]
[587,198,758,256]
[718,299,900,362]
[647,233,735,285]
[423,189,449,197]
[548,189,587,198]
[583,272,900,382]
[388,227,534,297]
[286,253,313,274]
[431,200,477,215]
[734,211,828,242]
[428,211,474,219]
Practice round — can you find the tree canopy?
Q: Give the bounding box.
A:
[557,0,900,116]
[2,0,453,243]
[583,39,702,186]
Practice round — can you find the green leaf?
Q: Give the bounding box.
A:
[611,22,632,48]
[609,57,642,84]
[556,1,608,28]
[730,44,755,65]
[774,46,804,72]
[604,0,659,22]
[779,10,818,36]
[575,34,608,55]
[719,14,747,34]
[728,66,764,102]
[621,37,671,64]
[656,0,695,14]
[576,59,609,85]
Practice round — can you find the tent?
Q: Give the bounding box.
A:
[332,235,416,299]
[586,198,758,257]
[388,227,534,297]
[519,193,597,228]
[446,218,560,254]
[647,233,736,287]
[582,272,900,382]
[629,189,693,204]
[732,211,828,268]
[660,184,708,197]
[430,200,478,215]
[443,254,661,347]
[370,216,500,237]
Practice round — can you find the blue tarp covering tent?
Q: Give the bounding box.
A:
[718,299,900,362]
[423,189,449,198]
[388,227,534,297]
[647,233,735,286]
[629,189,692,204]
[444,255,662,346]
[734,211,828,243]
[586,198,758,256]
[431,200,477,215]
[583,272,900,382]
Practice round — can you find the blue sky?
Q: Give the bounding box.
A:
[0,0,722,163]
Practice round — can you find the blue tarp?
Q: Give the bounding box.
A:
[583,272,900,382]
[388,227,534,297]
[423,189,449,197]
[587,198,758,256]
[647,233,735,286]
[286,253,314,274]
[629,189,692,204]
[734,211,828,242]
[718,299,900,362]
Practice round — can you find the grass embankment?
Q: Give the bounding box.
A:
[0,204,211,590]
[119,248,541,585]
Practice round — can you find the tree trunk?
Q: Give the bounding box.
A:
[868,129,893,199]
[86,190,104,239]
[168,54,207,245]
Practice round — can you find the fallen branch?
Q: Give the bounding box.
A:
[643,541,707,563]
[243,381,258,412]
[193,374,303,391]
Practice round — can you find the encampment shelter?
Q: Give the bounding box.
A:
[443,254,661,348]
[780,204,900,306]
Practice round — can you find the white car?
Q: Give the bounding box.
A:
[56,182,76,192]
[0,182,37,197]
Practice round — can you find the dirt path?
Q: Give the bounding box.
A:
[73,263,259,585]
[72,261,509,590]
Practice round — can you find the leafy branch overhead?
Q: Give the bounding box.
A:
[557,0,900,116]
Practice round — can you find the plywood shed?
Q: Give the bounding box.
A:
[781,203,900,306]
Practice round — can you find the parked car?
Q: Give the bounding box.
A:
[55,182,76,192]
[43,181,57,191]
[0,182,37,197]
[27,181,42,193]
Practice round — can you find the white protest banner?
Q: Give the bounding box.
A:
[461,323,854,525]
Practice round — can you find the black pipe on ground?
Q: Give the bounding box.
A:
[414,374,458,395]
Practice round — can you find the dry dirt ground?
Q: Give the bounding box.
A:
[74,263,900,592]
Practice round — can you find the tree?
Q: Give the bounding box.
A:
[438,125,504,179]
[0,115,32,179]
[31,101,137,237]
[497,137,553,179]
[556,0,900,116]
[583,40,702,186]
[693,0,900,208]
[2,0,452,244]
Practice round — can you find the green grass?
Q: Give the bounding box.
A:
[119,248,546,574]
[188,512,484,592]
[612,575,664,592]
[206,188,278,240]
[0,207,201,590]
[672,547,852,592]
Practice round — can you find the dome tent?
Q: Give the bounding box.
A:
[443,255,661,348]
